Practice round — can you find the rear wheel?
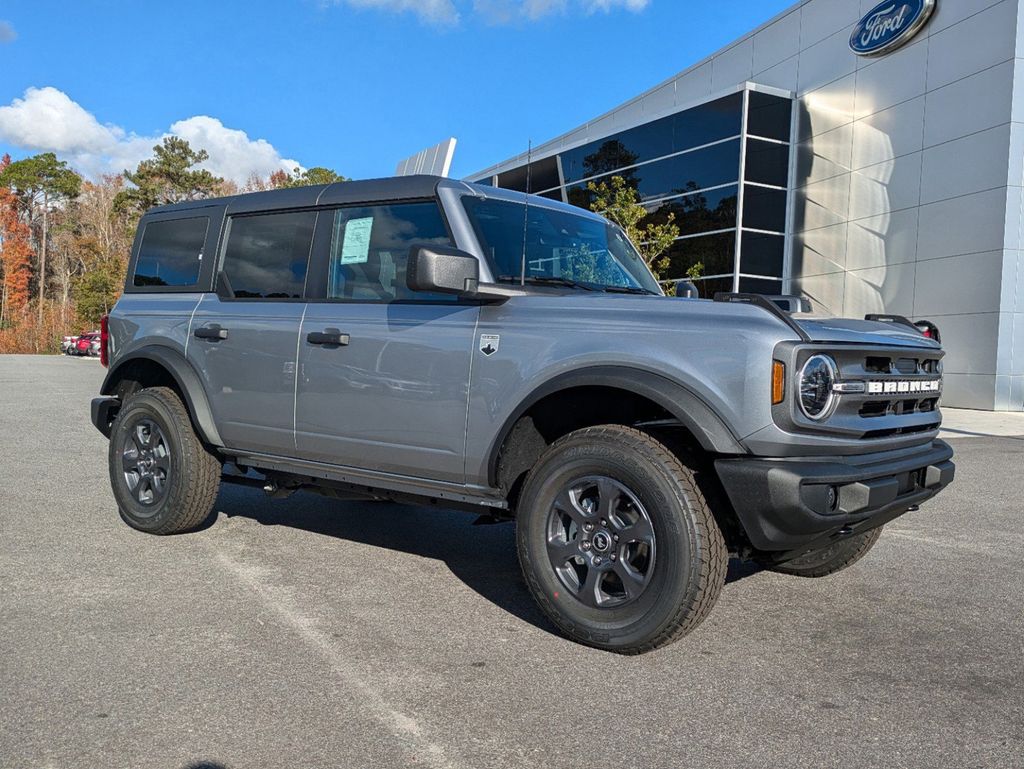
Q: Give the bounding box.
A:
[516,425,727,654]
[763,527,883,577]
[108,386,221,535]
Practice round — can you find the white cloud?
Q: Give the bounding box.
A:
[0,20,15,44]
[0,86,301,185]
[0,86,122,155]
[331,0,648,24]
[581,0,649,12]
[473,0,565,23]
[170,116,302,187]
[331,0,460,25]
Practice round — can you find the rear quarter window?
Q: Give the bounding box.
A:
[133,216,210,288]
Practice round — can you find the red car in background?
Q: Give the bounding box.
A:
[68,331,100,357]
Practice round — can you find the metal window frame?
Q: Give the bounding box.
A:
[533,134,743,197]
[471,82,795,291]
[732,89,751,293]
[782,95,799,294]
[737,85,795,291]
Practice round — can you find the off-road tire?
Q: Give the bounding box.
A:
[764,527,883,577]
[516,425,728,654]
[108,386,220,535]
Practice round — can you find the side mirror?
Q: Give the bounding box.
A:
[407,245,480,296]
[673,279,699,298]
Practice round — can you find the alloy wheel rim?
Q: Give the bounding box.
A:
[121,418,171,512]
[545,475,656,608]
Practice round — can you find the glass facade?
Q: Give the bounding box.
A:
[473,86,794,297]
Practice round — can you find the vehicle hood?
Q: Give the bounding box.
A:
[514,292,941,350]
[794,316,940,349]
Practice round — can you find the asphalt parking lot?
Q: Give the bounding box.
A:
[1,354,1022,768]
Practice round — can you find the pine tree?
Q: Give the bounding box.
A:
[113,137,223,218]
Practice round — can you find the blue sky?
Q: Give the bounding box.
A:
[0,0,793,184]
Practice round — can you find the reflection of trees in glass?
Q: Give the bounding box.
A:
[663,233,735,282]
[556,244,631,286]
[565,141,643,212]
[566,185,595,210]
[587,176,679,281]
[644,182,737,237]
[583,140,640,182]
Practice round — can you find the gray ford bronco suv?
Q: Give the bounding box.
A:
[92,175,955,653]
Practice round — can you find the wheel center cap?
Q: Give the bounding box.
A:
[592,531,612,553]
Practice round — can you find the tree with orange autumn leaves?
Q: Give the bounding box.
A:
[0,138,346,353]
[0,155,34,321]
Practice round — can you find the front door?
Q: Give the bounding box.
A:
[294,201,478,483]
[187,209,317,455]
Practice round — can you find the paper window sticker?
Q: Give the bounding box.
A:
[341,217,374,265]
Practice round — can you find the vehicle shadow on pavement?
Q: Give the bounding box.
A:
[214,483,555,634]
[213,484,763,638]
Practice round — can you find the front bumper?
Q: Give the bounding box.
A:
[715,439,954,556]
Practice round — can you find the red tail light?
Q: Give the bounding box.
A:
[100,314,109,367]
[913,319,941,343]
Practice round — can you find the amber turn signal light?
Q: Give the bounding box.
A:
[772,360,786,405]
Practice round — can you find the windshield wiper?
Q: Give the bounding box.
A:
[602,285,656,295]
[496,275,599,291]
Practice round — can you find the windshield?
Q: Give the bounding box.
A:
[461,196,662,294]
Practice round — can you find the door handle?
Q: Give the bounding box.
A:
[194,325,228,340]
[307,329,350,346]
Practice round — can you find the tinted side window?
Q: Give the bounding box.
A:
[134,217,209,287]
[222,211,317,298]
[326,202,452,302]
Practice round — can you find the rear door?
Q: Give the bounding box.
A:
[186,209,317,455]
[294,201,479,483]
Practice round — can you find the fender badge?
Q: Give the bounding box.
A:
[480,334,499,356]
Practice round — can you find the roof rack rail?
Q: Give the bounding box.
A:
[713,292,811,341]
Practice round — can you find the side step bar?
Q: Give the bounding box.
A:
[225,450,509,512]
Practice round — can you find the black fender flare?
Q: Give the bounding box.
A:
[485,365,745,486]
[101,345,224,447]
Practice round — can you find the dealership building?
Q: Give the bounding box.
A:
[463,0,1024,411]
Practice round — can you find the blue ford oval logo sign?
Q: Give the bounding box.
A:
[850,0,936,56]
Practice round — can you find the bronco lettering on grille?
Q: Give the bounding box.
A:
[867,380,941,394]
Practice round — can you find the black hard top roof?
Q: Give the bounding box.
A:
[144,174,606,223]
[146,174,446,216]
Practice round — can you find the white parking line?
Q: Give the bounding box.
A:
[885,529,1004,556]
[204,542,459,769]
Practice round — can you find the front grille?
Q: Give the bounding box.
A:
[778,344,945,441]
[894,357,918,375]
[862,423,938,439]
[859,396,938,419]
[833,349,943,438]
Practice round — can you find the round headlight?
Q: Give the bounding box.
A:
[799,355,837,420]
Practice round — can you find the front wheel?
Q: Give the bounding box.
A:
[516,425,727,654]
[108,386,221,535]
[762,527,883,577]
